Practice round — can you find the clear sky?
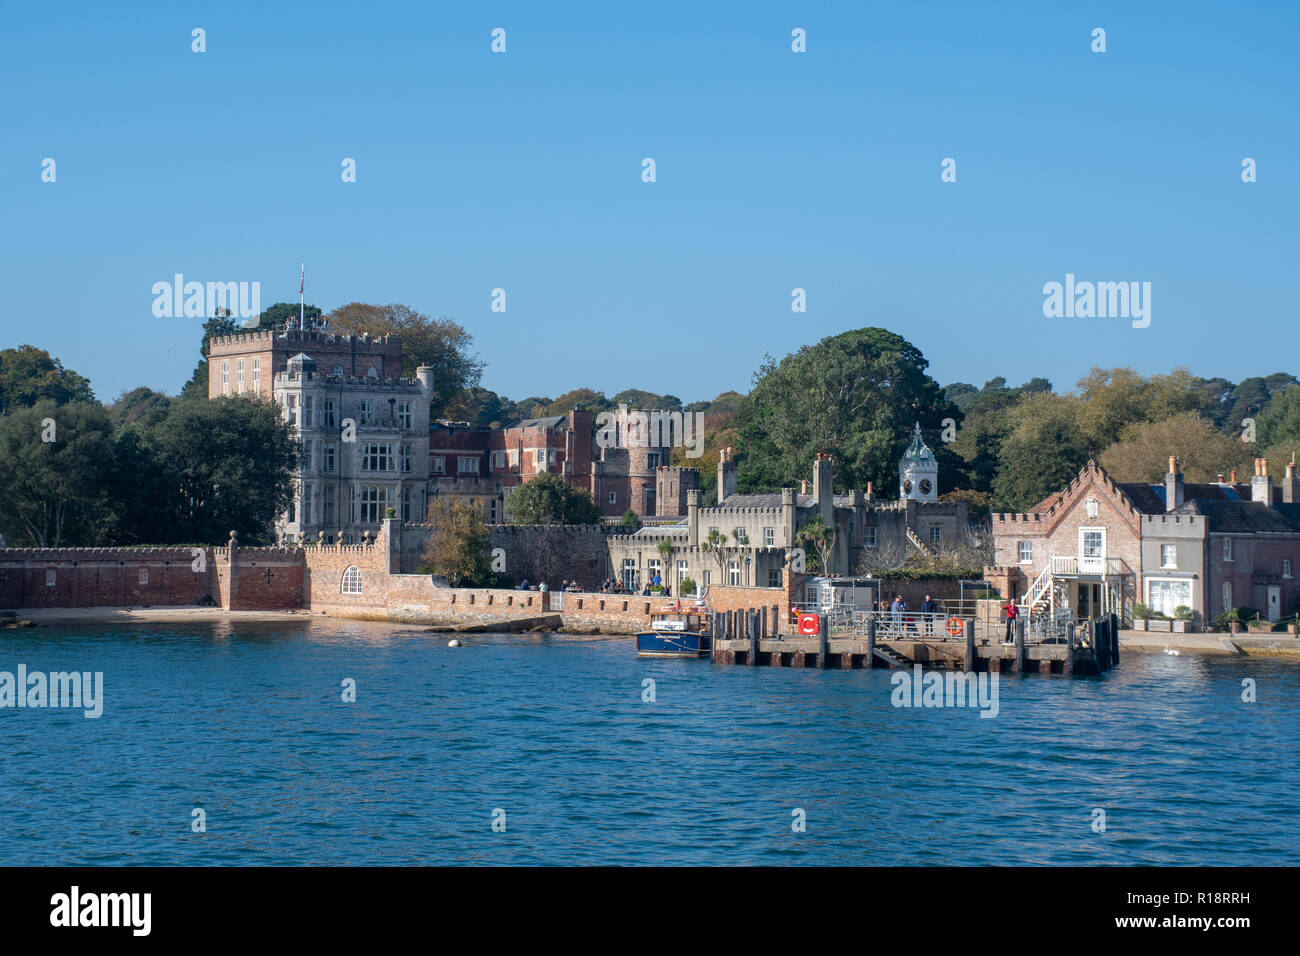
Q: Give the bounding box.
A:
[2,1,1296,405]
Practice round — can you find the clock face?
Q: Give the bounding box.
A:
[919,479,933,496]
[903,479,913,494]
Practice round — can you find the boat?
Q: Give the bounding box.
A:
[635,602,713,659]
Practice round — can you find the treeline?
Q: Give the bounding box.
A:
[0,346,296,547]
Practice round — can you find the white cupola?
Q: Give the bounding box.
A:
[899,422,938,502]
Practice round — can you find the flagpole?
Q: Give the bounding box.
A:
[299,263,305,329]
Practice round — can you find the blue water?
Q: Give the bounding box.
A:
[1,619,1297,865]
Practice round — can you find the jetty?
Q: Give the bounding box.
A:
[710,610,1119,675]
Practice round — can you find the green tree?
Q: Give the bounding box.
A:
[109,387,173,429]
[0,345,96,413]
[991,392,1089,511]
[1099,412,1253,483]
[253,301,323,330]
[148,396,299,543]
[325,303,485,414]
[420,497,492,586]
[505,473,603,525]
[795,513,836,573]
[733,328,960,494]
[0,401,116,546]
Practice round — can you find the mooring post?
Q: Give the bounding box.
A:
[866,617,877,669]
[1013,618,1025,673]
[1110,613,1120,667]
[748,610,759,665]
[760,606,768,639]
[1065,622,1075,675]
[818,613,830,668]
[964,619,976,672]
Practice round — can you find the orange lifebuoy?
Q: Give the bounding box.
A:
[946,617,964,636]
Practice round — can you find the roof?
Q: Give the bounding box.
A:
[513,415,567,430]
[1173,499,1300,534]
[901,422,935,465]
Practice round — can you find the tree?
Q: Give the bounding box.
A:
[504,473,602,525]
[733,328,961,495]
[991,392,1089,511]
[147,396,299,543]
[109,387,173,429]
[0,345,96,413]
[441,387,511,428]
[253,301,322,330]
[619,509,642,531]
[0,401,116,546]
[699,528,736,588]
[1099,412,1253,483]
[542,388,611,417]
[795,513,837,573]
[325,303,485,414]
[420,497,492,586]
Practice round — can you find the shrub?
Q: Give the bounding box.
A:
[680,577,697,595]
[1132,603,1152,620]
[1173,605,1193,621]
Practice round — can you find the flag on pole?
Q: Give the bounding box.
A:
[299,264,305,296]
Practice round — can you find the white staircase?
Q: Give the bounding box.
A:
[1021,562,1054,616]
[905,527,934,556]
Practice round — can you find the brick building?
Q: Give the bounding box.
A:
[207,328,403,400]
[987,457,1300,625]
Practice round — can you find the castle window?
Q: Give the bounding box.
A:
[302,484,314,525]
[323,443,336,473]
[341,566,362,594]
[303,439,315,471]
[366,367,378,378]
[252,357,260,389]
[236,359,245,392]
[402,486,413,523]
[323,485,336,525]
[609,492,617,504]
[734,528,747,544]
[768,568,781,587]
[139,568,148,585]
[221,360,229,395]
[401,443,412,473]
[1284,559,1292,578]
[46,569,56,587]
[727,561,740,586]
[302,396,314,428]
[1161,545,1177,569]
[1224,538,1233,561]
[1018,541,1032,563]
[362,443,394,472]
[764,528,775,546]
[358,400,373,424]
[458,457,479,475]
[647,452,660,468]
[431,456,445,475]
[359,486,389,523]
[397,401,412,429]
[929,527,942,544]
[285,395,298,426]
[323,399,335,428]
[864,527,877,548]
[508,449,519,467]
[333,365,344,377]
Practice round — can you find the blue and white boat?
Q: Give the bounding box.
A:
[635,604,713,659]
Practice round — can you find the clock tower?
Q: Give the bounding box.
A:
[899,422,938,502]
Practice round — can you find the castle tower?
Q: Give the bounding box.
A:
[899,422,938,502]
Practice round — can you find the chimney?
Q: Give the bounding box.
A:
[1230,469,1238,484]
[866,481,874,501]
[800,479,808,495]
[716,447,737,503]
[1164,456,1184,512]
[687,488,700,545]
[780,488,796,546]
[1252,458,1274,507]
[813,452,834,526]
[1286,457,1300,505]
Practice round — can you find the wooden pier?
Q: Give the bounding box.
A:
[709,611,1119,676]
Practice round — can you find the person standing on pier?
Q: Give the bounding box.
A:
[920,594,938,635]
[1003,599,1018,644]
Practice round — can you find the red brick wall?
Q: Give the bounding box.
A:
[0,549,214,609]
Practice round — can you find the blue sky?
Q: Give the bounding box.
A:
[2,1,1296,405]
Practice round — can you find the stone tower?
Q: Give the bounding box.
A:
[899,422,938,502]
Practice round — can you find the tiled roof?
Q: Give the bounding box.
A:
[1116,481,1250,515]
[718,493,815,509]
[1173,499,1300,534]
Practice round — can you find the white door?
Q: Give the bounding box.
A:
[1267,586,1281,621]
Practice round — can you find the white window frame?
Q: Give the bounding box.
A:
[1018,540,1032,563]
[1160,544,1177,569]
[342,566,362,594]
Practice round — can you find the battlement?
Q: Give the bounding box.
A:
[210,330,401,350]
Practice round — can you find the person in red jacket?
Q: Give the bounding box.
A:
[1003,600,1019,644]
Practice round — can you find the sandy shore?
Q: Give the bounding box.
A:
[3,606,311,627]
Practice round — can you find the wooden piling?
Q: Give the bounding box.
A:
[964,619,976,672]
[1013,618,1025,673]
[818,614,830,668]
[1065,622,1075,675]
[866,617,877,670]
[747,610,759,665]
